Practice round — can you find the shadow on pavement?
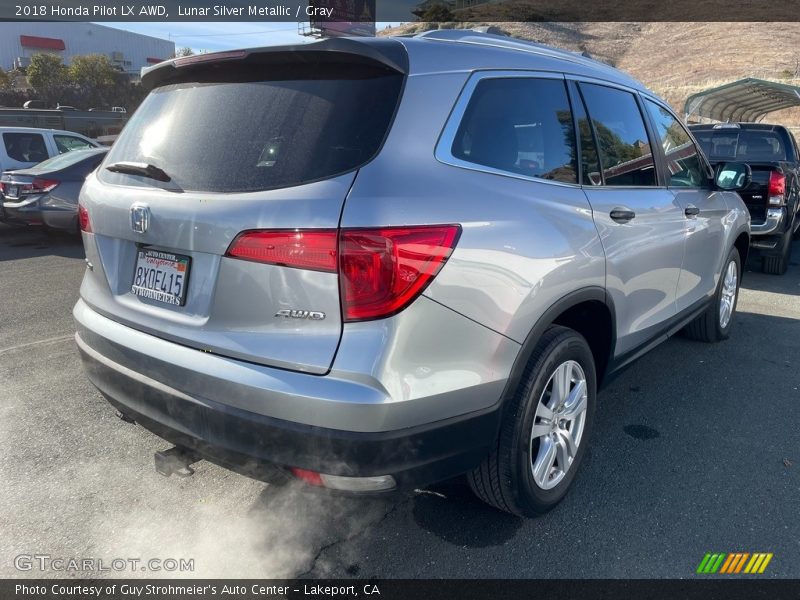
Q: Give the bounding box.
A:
[0,223,84,262]
[741,238,800,295]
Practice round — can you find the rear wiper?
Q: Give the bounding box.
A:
[106,161,171,182]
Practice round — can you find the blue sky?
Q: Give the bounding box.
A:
[102,22,400,53]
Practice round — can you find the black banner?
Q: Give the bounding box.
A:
[3,580,800,600]
[4,0,800,22]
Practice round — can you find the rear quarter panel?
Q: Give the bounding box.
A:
[342,71,605,345]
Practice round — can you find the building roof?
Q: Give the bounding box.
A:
[684,78,800,123]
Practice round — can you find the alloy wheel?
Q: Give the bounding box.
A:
[530,360,588,490]
[719,260,738,329]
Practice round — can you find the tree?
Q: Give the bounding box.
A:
[68,54,118,90]
[26,53,68,94]
[0,67,9,89]
[175,47,195,58]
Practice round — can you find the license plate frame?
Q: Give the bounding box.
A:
[131,248,191,306]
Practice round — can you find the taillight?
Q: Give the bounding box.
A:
[78,203,91,232]
[32,177,59,193]
[768,172,786,205]
[12,178,60,196]
[225,230,337,272]
[340,225,461,322]
[225,225,461,322]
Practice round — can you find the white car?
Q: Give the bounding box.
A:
[0,127,100,173]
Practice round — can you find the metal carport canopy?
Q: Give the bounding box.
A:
[684,78,800,123]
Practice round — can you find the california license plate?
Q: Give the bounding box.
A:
[131,249,190,306]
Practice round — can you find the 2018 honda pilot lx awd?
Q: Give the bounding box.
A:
[74,30,751,516]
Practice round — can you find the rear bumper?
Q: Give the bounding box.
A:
[2,194,76,230]
[750,207,784,236]
[74,300,503,489]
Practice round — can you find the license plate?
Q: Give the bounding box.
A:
[131,249,190,306]
[7,185,18,199]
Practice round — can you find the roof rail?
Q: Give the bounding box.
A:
[410,28,645,92]
[414,28,602,65]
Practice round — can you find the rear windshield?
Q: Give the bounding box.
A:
[29,148,106,172]
[99,71,403,193]
[694,130,788,162]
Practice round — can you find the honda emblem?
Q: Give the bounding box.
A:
[130,204,150,234]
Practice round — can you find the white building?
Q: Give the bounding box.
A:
[0,22,174,78]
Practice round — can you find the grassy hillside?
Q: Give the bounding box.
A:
[381,22,800,127]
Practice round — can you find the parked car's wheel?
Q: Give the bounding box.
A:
[763,228,793,275]
[468,325,596,517]
[684,246,741,342]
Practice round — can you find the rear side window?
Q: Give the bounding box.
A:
[578,83,656,186]
[644,100,705,187]
[3,132,48,163]
[451,77,578,184]
[100,71,403,193]
[54,134,94,154]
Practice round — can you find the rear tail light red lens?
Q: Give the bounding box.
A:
[340,225,461,322]
[225,230,337,272]
[78,203,91,232]
[31,178,59,193]
[289,467,324,487]
[768,171,786,205]
[6,178,60,196]
[225,224,461,322]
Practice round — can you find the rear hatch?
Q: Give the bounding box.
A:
[79,40,407,374]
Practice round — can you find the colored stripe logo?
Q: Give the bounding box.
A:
[696,552,773,574]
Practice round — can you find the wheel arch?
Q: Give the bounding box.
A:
[733,230,750,272]
[500,287,616,414]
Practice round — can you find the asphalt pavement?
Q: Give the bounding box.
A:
[1,223,797,579]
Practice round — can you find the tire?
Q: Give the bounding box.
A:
[468,325,596,517]
[762,228,792,275]
[684,247,741,343]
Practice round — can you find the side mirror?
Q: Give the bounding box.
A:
[715,162,752,191]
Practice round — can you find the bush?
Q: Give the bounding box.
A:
[26,54,69,100]
[0,52,148,113]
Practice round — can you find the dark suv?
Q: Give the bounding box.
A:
[691,122,800,274]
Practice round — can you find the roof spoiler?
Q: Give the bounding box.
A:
[141,38,409,92]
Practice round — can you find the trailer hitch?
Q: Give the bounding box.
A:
[154,446,202,478]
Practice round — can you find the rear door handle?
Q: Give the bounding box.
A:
[610,207,636,223]
[685,204,700,217]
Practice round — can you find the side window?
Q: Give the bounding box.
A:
[644,100,705,188]
[451,77,578,184]
[578,83,656,187]
[54,135,94,154]
[3,132,48,163]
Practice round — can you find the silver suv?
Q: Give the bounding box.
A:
[74,30,751,516]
